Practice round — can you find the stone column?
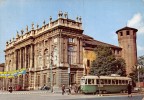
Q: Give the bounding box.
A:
[25,47,27,68]
[30,45,34,68]
[19,48,21,69]
[28,73,31,90]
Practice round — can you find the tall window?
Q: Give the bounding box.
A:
[68,46,76,64]
[68,38,74,43]
[37,75,40,87]
[120,32,123,36]
[43,74,46,84]
[53,46,58,66]
[126,31,130,35]
[87,60,90,67]
[71,74,75,84]
[38,51,42,67]
[44,49,49,67]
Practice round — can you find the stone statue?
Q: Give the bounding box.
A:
[6,41,9,45]
[50,16,52,22]
[43,20,45,26]
[37,24,39,29]
[16,31,20,38]
[26,25,28,32]
[76,16,79,22]
[21,29,24,34]
[64,12,68,19]
[13,37,15,41]
[79,16,82,22]
[32,22,34,30]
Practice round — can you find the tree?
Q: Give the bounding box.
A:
[89,45,126,76]
[129,55,144,83]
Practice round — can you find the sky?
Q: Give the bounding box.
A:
[0,0,144,63]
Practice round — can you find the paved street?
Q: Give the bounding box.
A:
[0,91,143,100]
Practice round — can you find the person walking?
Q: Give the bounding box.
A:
[62,85,65,95]
[127,83,132,97]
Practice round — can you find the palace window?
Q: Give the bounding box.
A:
[54,38,58,43]
[126,31,130,35]
[68,38,74,43]
[71,74,75,84]
[87,60,90,67]
[68,46,76,64]
[53,46,58,66]
[44,49,49,67]
[43,74,46,84]
[120,32,123,36]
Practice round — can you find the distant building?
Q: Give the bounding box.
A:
[0,63,4,90]
[4,12,137,90]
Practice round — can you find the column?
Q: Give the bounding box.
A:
[19,48,21,69]
[25,47,27,68]
[30,45,34,68]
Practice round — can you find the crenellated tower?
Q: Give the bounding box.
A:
[116,26,138,75]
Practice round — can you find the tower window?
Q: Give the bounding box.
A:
[126,31,130,35]
[87,60,90,67]
[120,32,123,36]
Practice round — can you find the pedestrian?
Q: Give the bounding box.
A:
[8,86,13,93]
[127,83,132,97]
[74,84,78,93]
[62,85,65,95]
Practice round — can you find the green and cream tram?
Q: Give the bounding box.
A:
[80,75,132,94]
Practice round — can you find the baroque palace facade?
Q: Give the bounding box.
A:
[4,12,137,90]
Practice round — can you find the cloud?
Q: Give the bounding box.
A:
[137,45,144,51]
[127,13,144,35]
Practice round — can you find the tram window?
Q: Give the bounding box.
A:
[87,79,94,84]
[108,80,111,84]
[85,79,87,84]
[101,80,104,84]
[116,80,118,84]
[91,79,94,84]
[119,80,122,84]
[104,79,107,84]
[126,80,128,84]
[97,79,99,84]
[81,79,85,84]
[112,80,115,84]
[122,80,125,84]
[88,79,91,84]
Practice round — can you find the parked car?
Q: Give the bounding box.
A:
[40,86,50,90]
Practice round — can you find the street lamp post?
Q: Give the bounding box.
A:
[137,65,141,88]
[50,45,54,93]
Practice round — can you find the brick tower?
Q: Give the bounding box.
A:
[116,27,138,76]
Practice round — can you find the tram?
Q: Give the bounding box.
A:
[80,75,132,94]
